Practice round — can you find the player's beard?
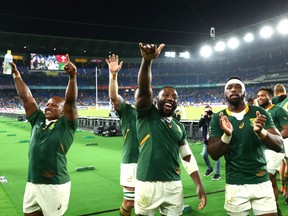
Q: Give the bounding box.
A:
[258,101,269,108]
[226,94,245,107]
[157,100,177,117]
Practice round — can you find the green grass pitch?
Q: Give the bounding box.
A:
[77,106,227,120]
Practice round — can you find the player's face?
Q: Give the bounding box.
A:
[157,87,178,117]
[257,90,270,108]
[44,97,64,120]
[225,83,245,106]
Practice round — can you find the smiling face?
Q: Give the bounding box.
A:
[225,83,245,106]
[257,89,271,109]
[44,96,64,120]
[156,87,178,117]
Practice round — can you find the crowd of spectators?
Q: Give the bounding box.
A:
[1,48,287,109]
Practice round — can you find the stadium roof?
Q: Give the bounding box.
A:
[0,0,287,57]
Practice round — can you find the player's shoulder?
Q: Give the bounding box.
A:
[249,105,265,112]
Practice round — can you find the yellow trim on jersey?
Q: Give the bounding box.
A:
[60,144,65,153]
[123,128,130,140]
[140,134,150,146]
[225,105,249,116]
[266,104,275,111]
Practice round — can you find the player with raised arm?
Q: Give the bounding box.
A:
[134,43,206,216]
[106,54,139,216]
[10,54,78,216]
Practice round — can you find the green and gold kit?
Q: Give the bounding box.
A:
[209,105,275,184]
[27,110,78,184]
[136,105,188,181]
[116,102,139,164]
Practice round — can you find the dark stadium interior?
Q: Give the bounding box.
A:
[0,1,288,108]
[0,0,287,56]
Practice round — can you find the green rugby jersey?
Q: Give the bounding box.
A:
[116,102,139,164]
[267,104,288,154]
[272,96,280,105]
[136,104,188,181]
[277,97,288,112]
[26,110,78,184]
[209,105,275,184]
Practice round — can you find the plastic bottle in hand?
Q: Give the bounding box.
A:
[3,50,13,75]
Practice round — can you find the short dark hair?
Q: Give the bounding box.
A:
[160,86,176,91]
[257,87,273,98]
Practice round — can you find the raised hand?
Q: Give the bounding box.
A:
[254,111,266,133]
[219,112,233,136]
[105,54,123,75]
[139,43,165,61]
[64,54,77,77]
[9,62,21,78]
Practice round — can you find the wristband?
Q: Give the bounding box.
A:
[221,133,232,144]
[255,129,268,140]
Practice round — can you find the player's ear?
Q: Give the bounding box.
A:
[154,96,158,105]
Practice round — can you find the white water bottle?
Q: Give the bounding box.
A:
[3,50,13,75]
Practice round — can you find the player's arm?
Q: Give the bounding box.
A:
[207,137,229,160]
[254,111,283,152]
[135,43,165,110]
[10,62,38,117]
[106,54,124,110]
[280,124,288,139]
[207,112,232,160]
[63,54,78,121]
[279,108,288,139]
[179,144,206,210]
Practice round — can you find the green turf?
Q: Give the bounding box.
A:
[77,106,227,120]
[1,116,288,216]
[0,185,21,216]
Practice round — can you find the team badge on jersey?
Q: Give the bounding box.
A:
[239,122,244,129]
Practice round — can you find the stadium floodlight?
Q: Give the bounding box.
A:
[227,37,239,49]
[243,33,254,42]
[179,51,190,59]
[214,41,226,52]
[277,19,288,35]
[200,45,213,58]
[259,26,273,39]
[164,51,176,58]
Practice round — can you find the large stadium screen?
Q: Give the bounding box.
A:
[30,53,67,71]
